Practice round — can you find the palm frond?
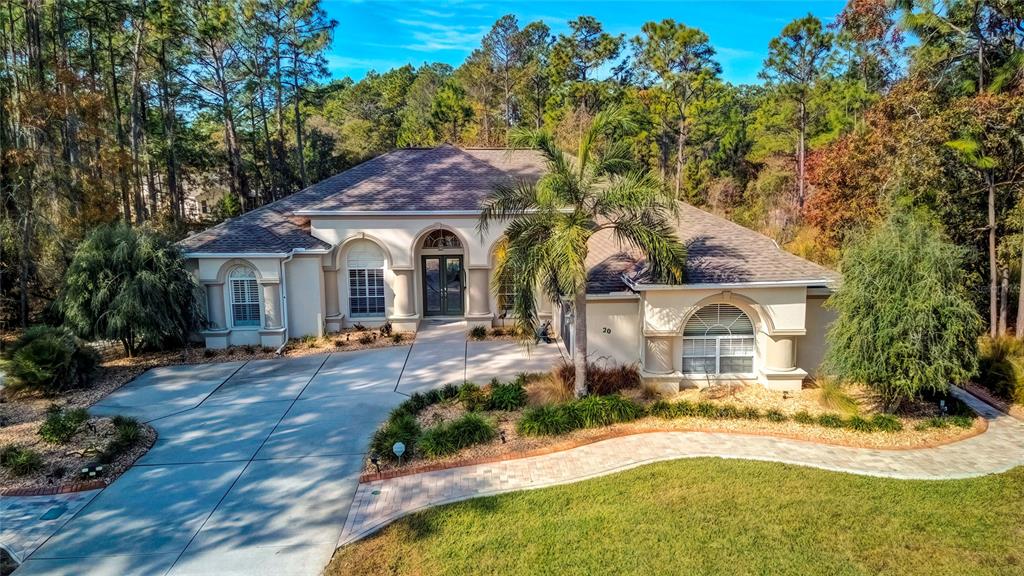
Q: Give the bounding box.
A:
[607,212,687,284]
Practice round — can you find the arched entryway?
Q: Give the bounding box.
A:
[420,229,465,316]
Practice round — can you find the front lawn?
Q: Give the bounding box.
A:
[329,459,1024,576]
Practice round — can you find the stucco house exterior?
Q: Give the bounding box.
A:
[179,145,839,392]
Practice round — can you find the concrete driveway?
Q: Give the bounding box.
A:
[9,322,564,576]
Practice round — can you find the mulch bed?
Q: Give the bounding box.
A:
[361,383,986,481]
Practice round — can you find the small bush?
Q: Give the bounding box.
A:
[38,405,90,444]
[487,380,528,411]
[490,328,506,337]
[738,407,762,420]
[816,378,859,415]
[648,400,676,419]
[715,404,741,419]
[818,413,845,428]
[694,401,718,419]
[567,395,644,428]
[869,413,902,432]
[418,413,497,458]
[98,416,142,464]
[0,445,43,476]
[243,344,255,353]
[793,411,815,425]
[764,409,787,423]
[674,400,696,417]
[977,336,1024,404]
[202,348,216,358]
[468,326,488,340]
[949,415,974,428]
[915,415,974,431]
[333,339,345,347]
[458,382,487,411]
[845,415,874,432]
[518,405,574,436]
[370,412,421,461]
[439,383,460,401]
[2,326,100,395]
[556,362,641,396]
[391,333,404,344]
[529,374,574,405]
[358,333,374,345]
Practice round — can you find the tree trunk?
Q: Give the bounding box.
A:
[1016,237,1024,337]
[797,100,806,209]
[999,267,1009,336]
[105,17,131,223]
[572,287,588,398]
[158,41,181,221]
[988,171,998,338]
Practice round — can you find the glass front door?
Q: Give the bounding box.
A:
[422,255,464,316]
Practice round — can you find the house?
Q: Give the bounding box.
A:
[179,145,839,392]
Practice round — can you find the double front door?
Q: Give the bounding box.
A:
[423,255,464,316]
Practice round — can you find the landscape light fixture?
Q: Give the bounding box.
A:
[370,453,381,476]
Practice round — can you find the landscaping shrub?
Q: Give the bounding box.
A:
[60,223,205,356]
[468,326,488,340]
[518,405,574,436]
[370,412,421,461]
[977,337,1024,404]
[845,415,874,432]
[203,348,216,358]
[555,362,641,396]
[673,400,696,417]
[418,413,498,458]
[566,395,645,428]
[870,413,903,432]
[458,382,487,411]
[487,380,528,411]
[439,383,460,401]
[817,414,845,428]
[38,405,90,444]
[715,404,741,419]
[648,400,676,419]
[764,409,787,422]
[739,407,762,420]
[2,325,100,395]
[816,378,858,415]
[358,333,374,345]
[694,401,718,419]
[98,416,142,464]
[793,411,815,425]
[529,374,574,405]
[915,415,974,431]
[391,333,405,344]
[0,445,43,476]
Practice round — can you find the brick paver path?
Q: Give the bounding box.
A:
[338,387,1024,546]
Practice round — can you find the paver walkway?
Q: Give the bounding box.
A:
[338,387,1024,546]
[3,321,565,576]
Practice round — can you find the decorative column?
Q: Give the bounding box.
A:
[391,268,416,317]
[206,283,226,330]
[644,337,674,374]
[262,282,282,329]
[324,269,340,318]
[764,334,796,371]
[467,268,491,317]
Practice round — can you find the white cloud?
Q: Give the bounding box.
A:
[326,54,407,73]
[394,18,488,52]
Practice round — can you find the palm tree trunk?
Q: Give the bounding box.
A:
[573,287,588,398]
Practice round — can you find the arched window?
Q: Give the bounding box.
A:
[228,266,261,327]
[422,229,462,249]
[682,304,755,375]
[348,240,386,317]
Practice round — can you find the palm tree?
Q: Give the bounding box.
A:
[479,107,686,398]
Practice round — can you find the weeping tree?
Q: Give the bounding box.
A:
[60,223,205,356]
[479,106,686,397]
[824,210,982,409]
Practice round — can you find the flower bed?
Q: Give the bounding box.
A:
[362,369,984,479]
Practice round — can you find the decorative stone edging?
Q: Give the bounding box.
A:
[358,419,988,483]
[1,479,107,497]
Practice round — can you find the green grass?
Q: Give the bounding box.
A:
[328,460,1024,576]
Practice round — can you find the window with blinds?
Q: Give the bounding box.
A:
[228,267,260,327]
[682,304,755,375]
[348,240,386,317]
[497,277,516,314]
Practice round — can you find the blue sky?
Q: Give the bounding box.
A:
[322,1,848,85]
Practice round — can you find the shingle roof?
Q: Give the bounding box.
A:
[179,146,546,254]
[586,203,840,293]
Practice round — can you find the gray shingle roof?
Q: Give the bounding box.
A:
[586,203,840,293]
[179,146,546,254]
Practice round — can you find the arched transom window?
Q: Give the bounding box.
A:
[348,240,386,317]
[422,229,462,249]
[681,304,755,375]
[228,266,261,327]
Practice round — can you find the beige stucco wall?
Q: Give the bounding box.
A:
[196,257,282,283]
[585,298,642,366]
[799,295,835,378]
[310,215,507,268]
[642,286,808,336]
[284,254,326,338]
